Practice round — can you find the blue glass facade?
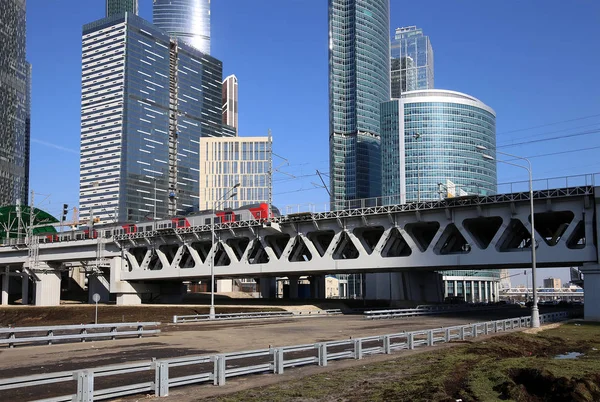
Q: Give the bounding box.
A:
[153,0,211,54]
[0,0,29,206]
[329,0,390,209]
[381,90,497,204]
[79,13,226,224]
[391,26,434,97]
[106,0,138,17]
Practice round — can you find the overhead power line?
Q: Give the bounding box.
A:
[499,128,600,149]
[498,113,600,136]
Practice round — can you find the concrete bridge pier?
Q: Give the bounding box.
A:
[21,273,29,305]
[309,275,326,299]
[88,274,110,303]
[33,266,61,306]
[288,275,299,299]
[259,277,276,298]
[581,263,600,320]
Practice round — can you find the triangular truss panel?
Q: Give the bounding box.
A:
[307,231,335,257]
[404,221,440,252]
[353,226,384,255]
[434,223,470,255]
[190,241,212,264]
[130,247,148,266]
[497,219,533,252]
[332,231,359,260]
[463,217,503,249]
[226,237,250,261]
[288,236,312,262]
[178,245,195,268]
[214,242,231,266]
[247,240,269,264]
[148,249,162,270]
[381,227,412,257]
[264,234,291,259]
[159,245,179,265]
[533,211,574,246]
[566,220,586,249]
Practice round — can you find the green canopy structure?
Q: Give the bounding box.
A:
[0,205,58,240]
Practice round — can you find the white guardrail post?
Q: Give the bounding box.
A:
[317,343,328,367]
[353,338,363,359]
[215,354,226,386]
[76,370,94,402]
[272,348,284,374]
[155,361,169,397]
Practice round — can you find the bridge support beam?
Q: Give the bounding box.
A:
[116,293,141,305]
[288,275,299,299]
[34,269,61,306]
[21,273,29,305]
[581,264,600,321]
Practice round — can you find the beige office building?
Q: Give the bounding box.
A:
[543,277,562,289]
[199,136,272,210]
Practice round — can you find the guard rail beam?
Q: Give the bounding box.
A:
[173,309,342,323]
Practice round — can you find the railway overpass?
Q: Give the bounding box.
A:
[0,183,599,319]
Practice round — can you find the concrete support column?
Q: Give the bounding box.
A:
[484,281,489,302]
[462,280,467,301]
[116,293,141,305]
[1,268,8,305]
[470,280,475,302]
[478,281,483,302]
[310,275,326,299]
[259,277,276,299]
[453,280,458,296]
[443,280,449,299]
[288,275,299,299]
[34,270,61,306]
[88,275,110,303]
[581,264,600,321]
[21,274,29,305]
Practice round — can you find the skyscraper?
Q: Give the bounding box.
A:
[106,0,138,17]
[391,26,434,97]
[153,0,211,54]
[222,75,238,131]
[0,0,30,206]
[79,12,227,224]
[328,0,390,209]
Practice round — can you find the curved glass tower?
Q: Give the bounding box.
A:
[153,0,211,54]
[328,0,390,209]
[381,90,497,204]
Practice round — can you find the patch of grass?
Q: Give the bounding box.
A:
[202,322,600,402]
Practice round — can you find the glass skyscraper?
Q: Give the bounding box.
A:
[0,0,30,206]
[391,26,434,98]
[381,90,497,204]
[153,0,211,54]
[106,0,138,17]
[222,74,238,131]
[79,12,227,224]
[328,0,390,209]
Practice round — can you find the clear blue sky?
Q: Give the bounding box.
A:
[25,1,600,286]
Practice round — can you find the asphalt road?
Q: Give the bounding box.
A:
[0,306,547,401]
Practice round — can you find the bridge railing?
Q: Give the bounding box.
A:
[363,304,509,319]
[0,322,161,348]
[0,312,570,401]
[283,172,600,215]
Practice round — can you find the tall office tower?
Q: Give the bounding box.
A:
[380,90,496,204]
[0,0,30,206]
[79,13,226,224]
[106,0,138,17]
[199,136,272,211]
[328,0,390,210]
[390,26,434,98]
[222,75,238,131]
[153,0,211,54]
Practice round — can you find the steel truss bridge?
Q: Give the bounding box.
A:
[0,184,599,315]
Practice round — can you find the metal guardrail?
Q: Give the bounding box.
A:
[0,312,569,401]
[0,322,161,348]
[173,309,342,323]
[364,304,508,319]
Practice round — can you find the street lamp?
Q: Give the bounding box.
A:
[476,145,540,328]
[209,182,241,319]
[413,133,421,203]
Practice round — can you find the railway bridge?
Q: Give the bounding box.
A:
[0,184,599,319]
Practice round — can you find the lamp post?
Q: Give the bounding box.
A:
[476,145,539,328]
[209,182,241,319]
[413,133,421,203]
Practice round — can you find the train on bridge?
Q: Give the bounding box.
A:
[38,203,281,243]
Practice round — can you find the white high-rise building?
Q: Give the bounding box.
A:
[222,74,238,131]
[199,136,272,211]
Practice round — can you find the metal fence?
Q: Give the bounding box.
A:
[0,311,569,401]
[173,309,342,323]
[0,322,161,348]
[364,304,508,319]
